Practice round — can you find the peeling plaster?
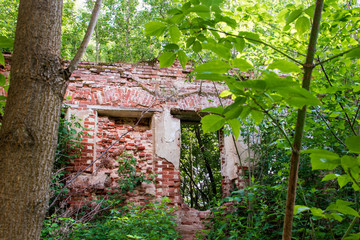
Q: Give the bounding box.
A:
[222,135,251,180]
[154,109,181,169]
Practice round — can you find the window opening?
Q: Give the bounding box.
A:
[180,122,222,210]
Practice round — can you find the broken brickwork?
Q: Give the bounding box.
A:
[62,60,252,238]
[0,56,252,239]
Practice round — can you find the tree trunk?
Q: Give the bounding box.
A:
[96,23,99,63]
[194,126,217,198]
[0,1,66,239]
[282,0,324,239]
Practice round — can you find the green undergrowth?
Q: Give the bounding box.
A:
[42,198,180,240]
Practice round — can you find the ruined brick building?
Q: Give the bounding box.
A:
[1,57,251,239]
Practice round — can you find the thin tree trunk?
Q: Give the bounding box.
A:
[68,0,103,73]
[190,135,193,208]
[0,1,65,239]
[194,126,217,198]
[96,23,99,64]
[282,1,324,239]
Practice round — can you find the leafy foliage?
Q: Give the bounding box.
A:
[48,107,87,215]
[42,198,180,240]
[115,153,155,194]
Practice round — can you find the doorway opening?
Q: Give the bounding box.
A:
[180,123,222,210]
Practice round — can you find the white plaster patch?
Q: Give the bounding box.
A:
[154,109,181,169]
[222,135,251,180]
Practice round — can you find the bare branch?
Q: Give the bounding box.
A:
[67,0,103,74]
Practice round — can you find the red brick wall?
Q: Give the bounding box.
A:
[1,57,246,238]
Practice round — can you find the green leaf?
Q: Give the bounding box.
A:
[0,74,5,87]
[200,106,224,115]
[321,174,339,182]
[220,90,232,98]
[210,30,221,39]
[177,50,188,69]
[186,37,196,48]
[286,9,303,24]
[215,14,237,28]
[234,38,246,52]
[0,36,14,49]
[304,5,315,18]
[304,149,340,170]
[158,52,176,68]
[197,34,207,42]
[341,155,359,174]
[250,110,264,125]
[201,115,225,133]
[170,14,185,24]
[0,53,4,66]
[200,0,224,7]
[295,16,310,35]
[192,41,202,53]
[163,43,179,51]
[194,60,231,74]
[338,175,351,188]
[227,118,241,139]
[195,73,230,81]
[277,87,321,108]
[188,5,210,18]
[353,85,360,92]
[238,31,261,45]
[345,136,360,153]
[144,21,167,37]
[202,41,231,59]
[310,207,325,217]
[267,59,302,73]
[345,46,360,59]
[294,205,310,215]
[240,105,251,120]
[231,58,253,72]
[169,25,181,43]
[343,232,360,240]
[223,100,244,119]
[264,77,297,90]
[328,213,343,222]
[335,200,360,217]
[234,80,267,91]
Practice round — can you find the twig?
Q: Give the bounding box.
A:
[314,108,346,147]
[250,96,293,149]
[352,104,360,129]
[318,56,357,136]
[315,45,360,66]
[206,27,303,65]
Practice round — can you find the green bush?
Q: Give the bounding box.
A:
[41,198,180,240]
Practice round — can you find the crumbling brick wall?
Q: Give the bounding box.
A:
[62,60,251,238]
[0,56,252,239]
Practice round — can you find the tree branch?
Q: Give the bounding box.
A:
[206,27,304,65]
[318,56,358,135]
[314,108,346,147]
[315,45,360,66]
[67,0,103,75]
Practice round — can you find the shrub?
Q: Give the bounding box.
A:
[67,198,180,240]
